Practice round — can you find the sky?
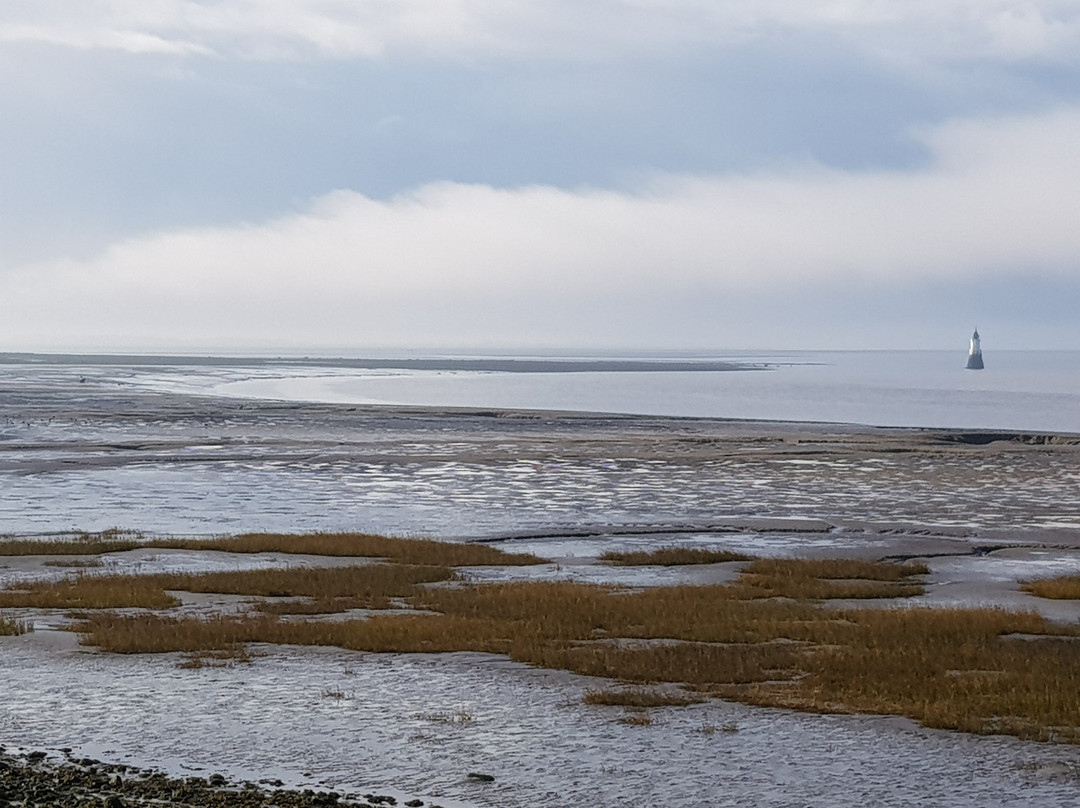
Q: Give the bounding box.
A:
[2,1,1079,353]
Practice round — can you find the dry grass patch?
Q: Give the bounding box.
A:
[584,688,704,707]
[1023,575,1080,600]
[735,557,929,600]
[60,555,1080,743]
[0,574,180,610]
[75,612,512,656]
[160,564,454,604]
[600,547,752,566]
[152,533,545,566]
[741,558,930,580]
[0,531,544,567]
[178,646,252,669]
[0,564,454,611]
[0,613,32,635]
[0,537,141,557]
[74,580,1080,743]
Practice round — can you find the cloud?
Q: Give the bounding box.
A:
[0,22,211,55]
[2,0,1079,63]
[2,107,1079,350]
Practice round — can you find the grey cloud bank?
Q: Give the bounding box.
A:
[4,1,1079,62]
[1,1,1078,351]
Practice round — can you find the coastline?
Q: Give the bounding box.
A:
[5,371,1080,806]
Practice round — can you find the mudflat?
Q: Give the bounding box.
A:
[5,370,1080,807]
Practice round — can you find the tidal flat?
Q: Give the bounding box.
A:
[3,365,1080,806]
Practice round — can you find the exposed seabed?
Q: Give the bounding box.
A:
[3,368,1080,806]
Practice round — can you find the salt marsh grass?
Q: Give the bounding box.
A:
[0,574,181,610]
[584,689,704,707]
[0,537,142,556]
[1023,575,1080,600]
[0,532,544,566]
[155,533,546,566]
[599,547,752,566]
[0,612,32,635]
[0,564,454,610]
[10,544,1072,743]
[735,557,929,599]
[741,558,930,581]
[71,575,1080,742]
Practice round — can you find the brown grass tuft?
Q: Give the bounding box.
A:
[0,573,181,610]
[740,558,930,581]
[1023,575,1080,600]
[600,547,753,566]
[0,531,544,566]
[151,533,545,566]
[0,564,454,611]
[43,551,1080,744]
[0,537,141,557]
[0,612,32,635]
[734,557,929,600]
[583,688,704,707]
[74,580,1080,743]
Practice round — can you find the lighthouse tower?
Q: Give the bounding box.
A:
[966,328,984,370]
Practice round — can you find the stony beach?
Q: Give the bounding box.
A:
[0,745,437,807]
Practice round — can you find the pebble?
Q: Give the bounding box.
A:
[0,748,431,807]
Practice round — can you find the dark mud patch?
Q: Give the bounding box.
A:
[932,432,1080,446]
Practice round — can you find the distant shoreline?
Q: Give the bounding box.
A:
[0,352,774,373]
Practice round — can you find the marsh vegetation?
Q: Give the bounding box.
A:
[0,531,544,566]
[599,547,752,566]
[1023,574,1080,600]
[5,533,1080,743]
[0,612,32,635]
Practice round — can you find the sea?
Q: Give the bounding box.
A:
[74,348,1080,433]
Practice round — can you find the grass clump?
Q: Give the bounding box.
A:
[1023,575,1080,600]
[178,646,251,669]
[73,577,1080,743]
[153,533,545,566]
[0,531,142,557]
[735,557,929,600]
[0,612,32,635]
[741,558,930,581]
[584,688,704,708]
[42,558,103,568]
[0,531,545,567]
[46,552,1080,744]
[600,547,753,566]
[0,564,454,611]
[160,564,454,606]
[0,574,180,610]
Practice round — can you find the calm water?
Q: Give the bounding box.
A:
[181,350,1080,432]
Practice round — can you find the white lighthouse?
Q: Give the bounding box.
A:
[966,328,984,370]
